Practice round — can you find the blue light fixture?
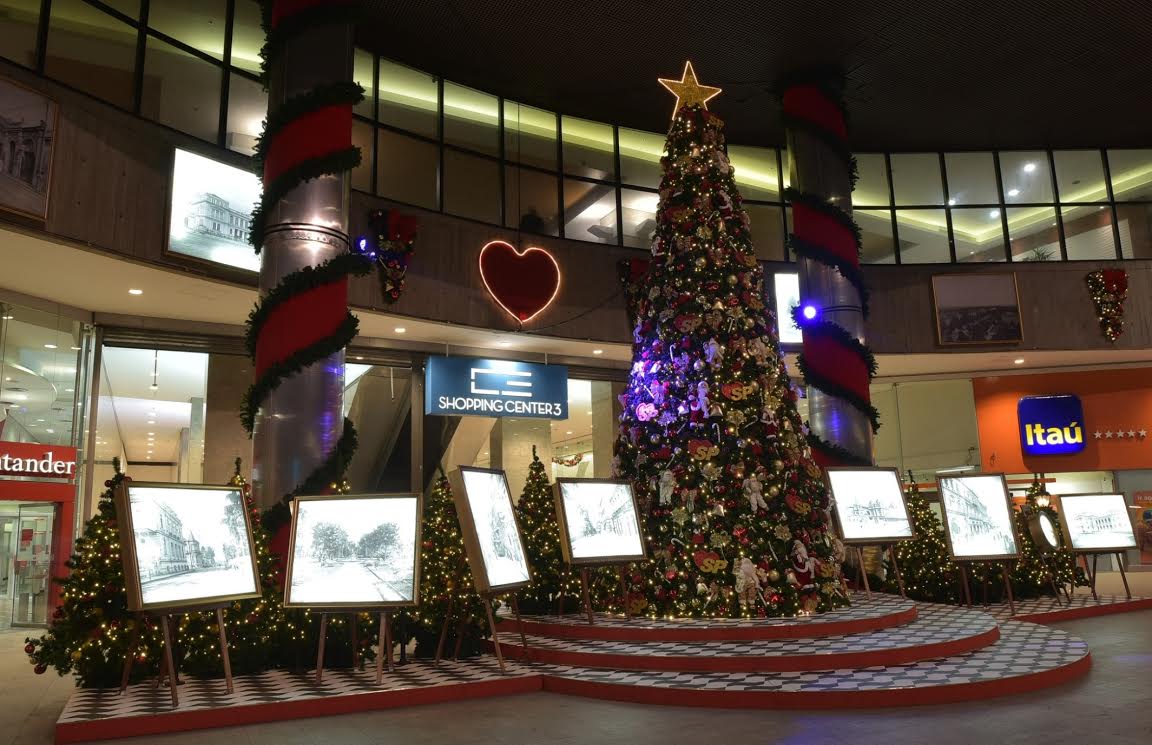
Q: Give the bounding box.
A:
[801,304,818,321]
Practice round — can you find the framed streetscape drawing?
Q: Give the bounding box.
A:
[825,467,914,544]
[931,273,1023,345]
[937,473,1020,560]
[284,493,421,609]
[553,478,646,565]
[0,76,57,222]
[115,483,261,612]
[450,467,532,593]
[1056,493,1137,552]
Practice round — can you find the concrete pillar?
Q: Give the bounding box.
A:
[492,419,554,500]
[204,354,253,485]
[590,381,617,478]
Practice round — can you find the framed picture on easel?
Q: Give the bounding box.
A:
[553,478,646,566]
[825,467,914,545]
[936,473,1020,561]
[450,466,532,594]
[1054,493,1137,601]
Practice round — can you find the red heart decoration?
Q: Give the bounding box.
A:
[479,240,561,323]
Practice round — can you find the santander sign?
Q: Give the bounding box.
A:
[0,441,78,480]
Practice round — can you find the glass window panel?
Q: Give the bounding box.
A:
[504,102,556,170]
[856,209,896,263]
[618,128,664,189]
[563,179,617,243]
[443,82,497,156]
[1061,205,1118,260]
[353,49,374,119]
[141,37,221,142]
[1005,207,1060,262]
[1107,149,1152,201]
[745,204,784,261]
[148,0,226,60]
[1116,204,1152,259]
[999,151,1052,203]
[780,147,791,190]
[854,154,889,207]
[620,188,659,249]
[504,167,558,235]
[894,209,950,262]
[952,207,1006,262]
[229,0,262,73]
[102,1,139,20]
[729,146,781,201]
[562,116,614,180]
[890,153,944,206]
[944,153,998,205]
[1054,150,1106,203]
[443,150,499,223]
[376,129,437,210]
[378,58,437,138]
[224,72,265,155]
[351,119,372,192]
[45,0,137,109]
[0,0,40,68]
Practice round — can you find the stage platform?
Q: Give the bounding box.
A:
[54,591,1151,743]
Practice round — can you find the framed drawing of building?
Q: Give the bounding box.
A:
[166,148,261,272]
[931,273,1023,345]
[115,482,261,612]
[553,478,646,566]
[825,467,915,545]
[937,473,1020,561]
[449,467,532,594]
[0,76,58,222]
[284,493,422,609]
[1055,493,1137,553]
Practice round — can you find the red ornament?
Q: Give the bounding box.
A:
[34,664,47,674]
[478,240,561,323]
[24,643,34,654]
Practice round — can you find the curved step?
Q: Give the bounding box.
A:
[540,620,1090,708]
[495,604,998,673]
[498,592,917,642]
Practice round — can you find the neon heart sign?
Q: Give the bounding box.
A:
[478,240,561,323]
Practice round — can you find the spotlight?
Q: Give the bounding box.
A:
[801,304,818,321]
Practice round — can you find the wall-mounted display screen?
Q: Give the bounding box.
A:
[168,148,261,272]
[937,474,1020,560]
[284,494,421,608]
[554,479,645,565]
[451,467,532,593]
[773,272,802,345]
[825,468,914,544]
[117,483,260,611]
[1058,493,1137,552]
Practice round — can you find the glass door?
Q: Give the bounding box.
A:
[11,504,55,627]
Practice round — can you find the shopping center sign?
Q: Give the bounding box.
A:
[1017,394,1086,456]
[0,441,79,480]
[425,357,568,420]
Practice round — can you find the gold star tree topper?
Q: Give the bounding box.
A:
[658,61,722,117]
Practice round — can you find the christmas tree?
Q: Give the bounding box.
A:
[514,447,581,614]
[888,472,959,603]
[613,64,846,618]
[1009,478,1085,597]
[404,471,489,657]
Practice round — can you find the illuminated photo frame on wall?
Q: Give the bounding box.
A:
[114,482,262,612]
[1055,493,1137,553]
[936,473,1021,561]
[0,76,58,222]
[449,466,532,594]
[166,148,262,273]
[552,478,647,566]
[931,272,1023,346]
[824,467,915,545]
[283,492,422,609]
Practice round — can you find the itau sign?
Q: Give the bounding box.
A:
[1018,394,1086,456]
[425,356,568,420]
[0,441,79,480]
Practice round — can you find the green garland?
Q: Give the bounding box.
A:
[788,310,877,378]
[786,188,863,247]
[251,147,363,252]
[786,236,871,318]
[795,355,881,433]
[244,252,373,357]
[775,69,859,191]
[259,2,360,85]
[261,417,360,534]
[252,81,365,172]
[807,433,872,467]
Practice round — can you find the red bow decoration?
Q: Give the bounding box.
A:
[1086,269,1127,342]
[362,208,419,304]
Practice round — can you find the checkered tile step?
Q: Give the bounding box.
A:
[499,592,917,641]
[494,603,997,672]
[988,592,1152,623]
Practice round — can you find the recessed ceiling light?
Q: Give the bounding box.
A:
[70,346,81,351]
[65,387,74,392]
[498,341,512,347]
[969,251,975,255]
[35,418,44,422]
[566,431,573,435]
[987,210,999,219]
[146,456,151,460]
[355,356,364,360]
[394,327,406,334]
[147,432,154,435]
[3,377,12,382]
[1014,358,1025,365]
[947,198,956,206]
[1022,162,1037,173]
[128,288,143,295]
[45,428,54,434]
[587,410,593,415]
[44,343,57,349]
[1007,188,1020,197]
[147,420,156,425]
[149,384,158,390]
[592,349,603,355]
[1,315,12,320]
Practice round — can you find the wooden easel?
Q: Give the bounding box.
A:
[575,564,634,624]
[851,545,906,598]
[1079,551,1132,601]
[119,606,234,707]
[956,561,1016,615]
[433,591,529,673]
[315,609,395,684]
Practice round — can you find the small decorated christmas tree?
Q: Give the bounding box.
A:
[515,447,581,614]
[1009,478,1085,597]
[888,472,959,603]
[406,471,489,657]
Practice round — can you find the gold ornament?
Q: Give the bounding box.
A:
[768,569,781,582]
[658,60,722,117]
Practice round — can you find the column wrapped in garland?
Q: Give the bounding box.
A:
[778,71,877,466]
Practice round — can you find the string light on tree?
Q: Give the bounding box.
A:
[515,447,581,613]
